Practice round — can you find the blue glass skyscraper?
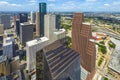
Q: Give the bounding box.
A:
[39,3,46,37]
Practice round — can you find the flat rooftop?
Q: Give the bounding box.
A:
[3,37,14,46]
[26,37,49,47]
[82,22,91,25]
[21,22,36,26]
[108,49,120,74]
[54,29,66,35]
[0,55,7,63]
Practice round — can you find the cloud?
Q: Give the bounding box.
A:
[29,0,37,3]
[0,1,21,7]
[27,0,37,5]
[104,3,110,6]
[112,2,120,5]
[48,0,56,2]
[86,0,97,2]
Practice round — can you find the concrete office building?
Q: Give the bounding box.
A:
[19,13,28,23]
[3,37,15,59]
[72,13,96,80]
[0,15,10,29]
[0,56,10,76]
[30,11,36,23]
[44,14,66,44]
[39,2,47,37]
[36,12,40,37]
[20,22,34,46]
[26,37,49,72]
[0,24,4,34]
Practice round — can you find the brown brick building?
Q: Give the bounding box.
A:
[72,13,96,80]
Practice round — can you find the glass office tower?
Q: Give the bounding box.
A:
[39,3,46,37]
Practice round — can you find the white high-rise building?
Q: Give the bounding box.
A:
[44,14,66,44]
[30,11,36,23]
[44,14,56,43]
[26,37,49,72]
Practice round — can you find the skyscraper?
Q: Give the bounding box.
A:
[19,13,28,23]
[44,14,55,42]
[72,13,96,80]
[30,11,36,23]
[36,12,40,37]
[39,3,46,37]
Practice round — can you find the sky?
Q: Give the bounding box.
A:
[0,0,120,12]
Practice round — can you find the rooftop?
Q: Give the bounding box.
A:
[108,49,120,74]
[26,37,49,47]
[0,55,7,63]
[3,37,14,46]
[0,76,7,80]
[54,29,66,35]
[82,22,91,25]
[21,22,36,26]
[44,40,80,79]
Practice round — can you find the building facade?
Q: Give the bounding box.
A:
[26,37,49,72]
[56,14,61,30]
[15,19,20,36]
[0,56,10,76]
[72,13,96,80]
[0,15,10,29]
[3,37,15,59]
[39,3,46,37]
[20,23,34,46]
[36,39,80,80]
[27,37,81,80]
[0,24,4,34]
[36,12,40,37]
[30,11,36,23]
[19,13,28,23]
[44,14,56,43]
